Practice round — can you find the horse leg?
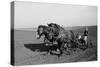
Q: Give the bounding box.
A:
[44,38,50,46]
[58,43,63,55]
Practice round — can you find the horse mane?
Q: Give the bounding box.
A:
[38,25,48,29]
[47,23,65,30]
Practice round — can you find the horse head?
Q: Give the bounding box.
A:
[36,25,54,40]
[36,25,48,39]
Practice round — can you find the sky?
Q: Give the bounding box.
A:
[14,1,97,29]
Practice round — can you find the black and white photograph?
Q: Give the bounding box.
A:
[11,1,97,66]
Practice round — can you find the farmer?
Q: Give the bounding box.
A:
[83,27,88,45]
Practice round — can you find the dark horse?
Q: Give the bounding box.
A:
[47,23,77,55]
[36,25,54,44]
[36,25,59,54]
[36,23,77,56]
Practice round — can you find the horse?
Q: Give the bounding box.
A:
[36,23,78,56]
[36,25,60,55]
[36,25,54,45]
[47,23,77,55]
[47,23,76,44]
[47,23,65,36]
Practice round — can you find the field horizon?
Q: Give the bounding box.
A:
[14,25,97,31]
